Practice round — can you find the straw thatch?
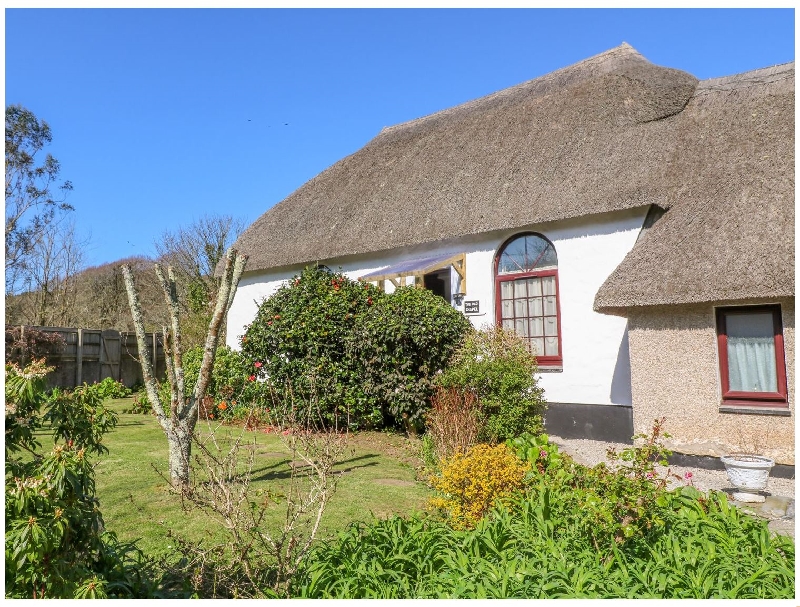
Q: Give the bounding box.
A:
[232,43,698,273]
[232,43,793,312]
[594,62,794,313]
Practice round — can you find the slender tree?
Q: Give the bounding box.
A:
[122,247,246,487]
[5,105,73,295]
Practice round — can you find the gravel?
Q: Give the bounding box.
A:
[548,434,795,539]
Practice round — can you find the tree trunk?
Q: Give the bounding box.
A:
[167,423,192,487]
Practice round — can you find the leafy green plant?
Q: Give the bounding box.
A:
[436,326,545,442]
[509,419,677,547]
[92,377,132,400]
[123,391,154,415]
[5,360,157,598]
[291,486,794,599]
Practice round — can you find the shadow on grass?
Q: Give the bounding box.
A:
[248,453,380,482]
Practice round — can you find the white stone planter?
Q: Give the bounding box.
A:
[720,454,775,503]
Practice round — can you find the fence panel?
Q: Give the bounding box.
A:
[7,325,166,390]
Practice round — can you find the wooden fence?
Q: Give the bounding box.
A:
[7,325,167,389]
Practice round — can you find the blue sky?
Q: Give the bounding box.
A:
[5,8,795,268]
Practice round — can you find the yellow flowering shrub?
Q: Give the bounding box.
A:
[429,443,530,530]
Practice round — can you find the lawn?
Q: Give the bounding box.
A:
[93,397,434,557]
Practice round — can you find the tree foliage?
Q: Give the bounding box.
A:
[5,105,74,295]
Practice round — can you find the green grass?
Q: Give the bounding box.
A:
[93,398,434,557]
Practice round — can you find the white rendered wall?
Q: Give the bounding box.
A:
[227,207,649,406]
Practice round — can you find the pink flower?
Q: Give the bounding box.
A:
[282,429,291,436]
[254,361,262,368]
[645,471,655,479]
[539,449,547,459]
[248,375,256,381]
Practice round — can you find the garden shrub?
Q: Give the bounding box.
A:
[241,267,471,430]
[5,360,157,598]
[429,443,530,530]
[123,391,154,415]
[152,345,259,422]
[436,326,545,442]
[293,472,794,598]
[241,266,383,428]
[424,386,482,465]
[352,286,472,430]
[92,377,132,400]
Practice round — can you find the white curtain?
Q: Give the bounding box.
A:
[726,313,777,393]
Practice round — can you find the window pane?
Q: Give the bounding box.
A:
[544,316,558,336]
[501,300,514,319]
[726,312,777,393]
[527,277,542,296]
[542,275,556,296]
[545,336,559,356]
[530,317,544,337]
[514,299,527,318]
[528,297,543,317]
[502,319,515,331]
[501,281,514,300]
[514,280,527,298]
[544,295,557,315]
[531,337,544,356]
[515,318,529,338]
[536,244,558,268]
[498,234,558,274]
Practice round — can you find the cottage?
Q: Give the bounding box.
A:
[226,44,794,464]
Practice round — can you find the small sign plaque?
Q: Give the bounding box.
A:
[464,300,480,314]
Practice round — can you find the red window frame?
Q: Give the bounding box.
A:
[494,233,563,367]
[716,305,788,407]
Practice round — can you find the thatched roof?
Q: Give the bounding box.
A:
[594,62,794,313]
[233,43,699,273]
[232,44,794,311]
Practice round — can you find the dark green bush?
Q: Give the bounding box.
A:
[436,326,545,442]
[241,266,382,428]
[352,286,472,429]
[181,344,251,403]
[241,266,471,430]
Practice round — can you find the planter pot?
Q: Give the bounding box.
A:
[720,454,775,503]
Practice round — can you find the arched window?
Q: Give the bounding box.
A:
[495,233,562,365]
